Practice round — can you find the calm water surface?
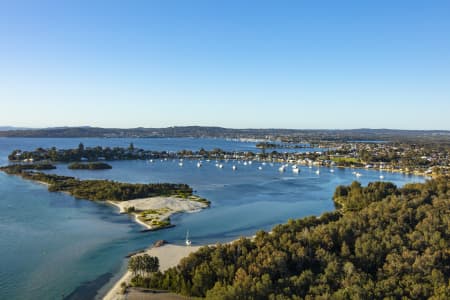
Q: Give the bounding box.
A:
[0,138,424,299]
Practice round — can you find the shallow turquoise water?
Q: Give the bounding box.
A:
[0,138,424,299]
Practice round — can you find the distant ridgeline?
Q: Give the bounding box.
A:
[0,164,195,202]
[132,176,449,299]
[1,126,449,144]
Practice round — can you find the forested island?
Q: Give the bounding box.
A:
[125,176,449,299]
[0,164,209,230]
[68,162,112,170]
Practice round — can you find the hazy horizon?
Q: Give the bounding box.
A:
[1,125,449,132]
[1,1,449,130]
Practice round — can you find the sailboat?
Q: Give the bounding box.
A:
[185,230,192,246]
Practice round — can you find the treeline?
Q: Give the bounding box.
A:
[0,165,193,201]
[129,254,160,278]
[333,181,398,211]
[8,143,147,162]
[0,163,56,172]
[68,162,112,170]
[8,144,254,163]
[134,177,449,299]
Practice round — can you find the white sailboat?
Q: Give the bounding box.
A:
[185,230,192,246]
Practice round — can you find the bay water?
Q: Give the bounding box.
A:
[0,138,424,299]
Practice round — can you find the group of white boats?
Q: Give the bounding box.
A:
[148,158,386,180]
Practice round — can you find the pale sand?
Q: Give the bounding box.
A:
[103,197,208,299]
[110,196,207,214]
[103,244,201,300]
[108,196,208,230]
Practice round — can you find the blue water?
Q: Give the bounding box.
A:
[0,138,424,300]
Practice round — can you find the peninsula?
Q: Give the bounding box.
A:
[0,164,210,230]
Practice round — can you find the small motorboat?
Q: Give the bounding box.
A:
[185,230,192,246]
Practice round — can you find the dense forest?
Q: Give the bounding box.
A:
[131,177,449,299]
[0,163,56,171]
[68,162,112,170]
[0,164,193,201]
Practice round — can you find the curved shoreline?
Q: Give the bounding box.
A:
[102,244,202,300]
[107,196,209,231]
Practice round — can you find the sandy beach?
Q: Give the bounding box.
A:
[102,196,209,299]
[103,244,202,300]
[110,196,207,214]
[108,196,208,230]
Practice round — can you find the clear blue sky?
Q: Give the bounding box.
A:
[1,0,449,129]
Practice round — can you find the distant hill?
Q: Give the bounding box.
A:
[0,126,33,131]
[0,126,449,143]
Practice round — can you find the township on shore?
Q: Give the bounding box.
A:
[103,244,201,300]
[9,141,449,177]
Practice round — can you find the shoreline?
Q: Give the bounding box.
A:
[102,244,202,300]
[107,200,153,230]
[101,198,211,299]
[102,232,253,300]
[107,196,209,231]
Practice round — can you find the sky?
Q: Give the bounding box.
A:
[0,0,449,130]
